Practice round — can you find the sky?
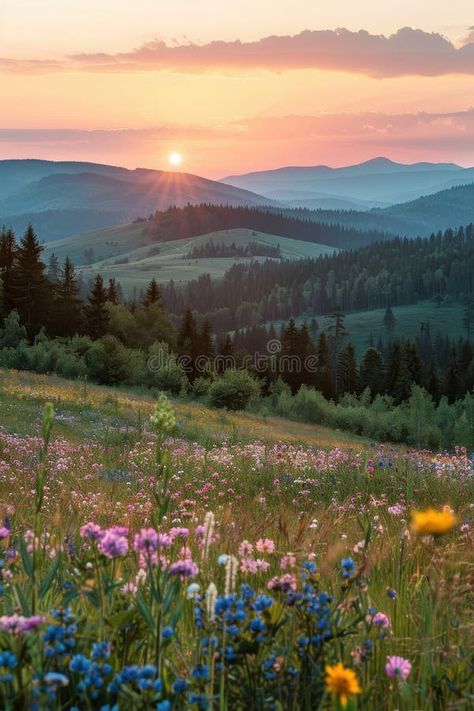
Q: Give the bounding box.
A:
[1,1,474,176]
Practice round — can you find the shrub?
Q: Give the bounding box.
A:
[208,369,260,410]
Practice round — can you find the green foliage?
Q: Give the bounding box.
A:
[208,369,261,410]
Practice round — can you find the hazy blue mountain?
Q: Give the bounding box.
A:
[0,160,274,241]
[221,157,473,207]
[285,182,474,237]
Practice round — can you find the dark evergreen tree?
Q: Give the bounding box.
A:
[10,225,50,339]
[47,253,61,284]
[360,347,385,397]
[143,278,161,308]
[444,344,461,403]
[83,275,110,339]
[385,341,402,397]
[107,278,119,305]
[53,257,82,337]
[0,229,17,315]
[328,309,347,398]
[315,332,334,400]
[337,343,360,396]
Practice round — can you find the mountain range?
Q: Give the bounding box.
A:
[1,157,474,243]
[221,157,474,209]
[0,160,273,241]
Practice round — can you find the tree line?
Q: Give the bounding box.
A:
[159,225,474,333]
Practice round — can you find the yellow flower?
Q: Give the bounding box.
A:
[325,663,361,708]
[411,506,456,536]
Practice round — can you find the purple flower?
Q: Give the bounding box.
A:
[0,614,45,635]
[372,612,391,628]
[385,655,412,680]
[80,522,104,541]
[0,527,10,539]
[133,528,160,553]
[99,529,129,558]
[168,559,198,578]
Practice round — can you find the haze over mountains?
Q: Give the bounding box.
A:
[1,157,474,244]
[221,157,474,209]
[0,160,273,241]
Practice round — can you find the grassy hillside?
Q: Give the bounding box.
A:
[268,300,465,357]
[0,368,365,448]
[0,368,472,710]
[45,227,337,292]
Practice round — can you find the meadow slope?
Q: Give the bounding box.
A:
[0,369,472,709]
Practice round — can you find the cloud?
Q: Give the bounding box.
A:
[1,108,474,172]
[65,27,474,78]
[2,27,474,78]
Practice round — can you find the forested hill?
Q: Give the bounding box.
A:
[145,204,393,249]
[161,225,474,328]
[282,182,474,238]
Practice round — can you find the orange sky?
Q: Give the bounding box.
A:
[1,1,474,176]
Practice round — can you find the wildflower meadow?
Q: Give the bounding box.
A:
[0,370,472,709]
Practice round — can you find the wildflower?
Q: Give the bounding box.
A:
[256,538,275,554]
[224,555,239,595]
[0,651,17,683]
[133,528,160,554]
[411,507,456,536]
[205,582,217,621]
[238,540,254,557]
[43,672,70,687]
[201,511,215,560]
[120,582,138,596]
[372,612,390,629]
[217,554,228,565]
[162,626,174,640]
[191,664,209,681]
[387,588,397,599]
[172,678,189,693]
[385,655,412,680]
[169,559,198,578]
[341,557,356,579]
[150,392,176,435]
[0,527,10,539]
[99,529,129,558]
[187,582,200,598]
[325,663,361,708]
[79,522,104,540]
[0,614,44,635]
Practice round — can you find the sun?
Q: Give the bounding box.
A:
[168,152,183,167]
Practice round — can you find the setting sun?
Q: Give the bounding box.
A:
[168,152,183,167]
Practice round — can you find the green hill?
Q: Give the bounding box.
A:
[45,227,337,293]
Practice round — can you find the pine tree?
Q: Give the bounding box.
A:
[337,343,360,396]
[328,310,347,398]
[392,350,413,404]
[107,278,119,305]
[83,275,110,339]
[53,257,82,337]
[315,332,334,400]
[360,347,385,397]
[444,344,461,403]
[385,341,402,397]
[0,229,17,316]
[198,319,215,358]
[10,225,50,339]
[426,359,441,403]
[47,253,60,284]
[178,308,198,380]
[143,278,161,308]
[462,299,474,339]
